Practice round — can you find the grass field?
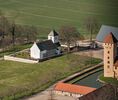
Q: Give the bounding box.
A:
[0,54,101,99]
[0,0,118,38]
[99,74,118,86]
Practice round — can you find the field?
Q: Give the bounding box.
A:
[0,0,118,38]
[99,74,118,86]
[0,54,101,99]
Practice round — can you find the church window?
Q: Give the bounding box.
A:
[108,51,110,54]
[108,66,110,68]
[108,56,110,59]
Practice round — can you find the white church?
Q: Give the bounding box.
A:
[30,30,61,60]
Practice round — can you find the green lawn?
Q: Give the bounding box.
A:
[99,74,118,86]
[0,0,118,38]
[0,54,101,99]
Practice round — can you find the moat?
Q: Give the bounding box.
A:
[75,70,103,88]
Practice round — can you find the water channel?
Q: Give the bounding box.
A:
[75,70,104,88]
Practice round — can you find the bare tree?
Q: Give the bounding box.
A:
[29,26,38,42]
[48,89,55,100]
[84,17,99,42]
[59,25,80,52]
[0,13,10,50]
[0,10,38,50]
[10,21,16,47]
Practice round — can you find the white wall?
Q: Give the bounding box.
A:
[48,36,59,43]
[4,56,38,63]
[54,90,83,98]
[30,43,40,59]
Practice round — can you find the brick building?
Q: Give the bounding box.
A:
[54,82,96,98]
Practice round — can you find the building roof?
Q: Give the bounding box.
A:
[54,82,96,95]
[114,56,118,67]
[55,42,61,47]
[36,40,57,51]
[103,32,117,44]
[114,60,118,67]
[48,30,58,36]
[96,25,118,42]
[79,84,116,100]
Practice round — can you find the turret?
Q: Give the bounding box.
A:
[48,30,59,44]
[103,32,117,77]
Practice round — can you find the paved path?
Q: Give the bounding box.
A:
[23,89,75,100]
[74,49,103,59]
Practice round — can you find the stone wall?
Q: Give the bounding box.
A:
[54,90,82,98]
[4,55,38,64]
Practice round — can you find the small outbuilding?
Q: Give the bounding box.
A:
[54,82,96,98]
[30,30,61,60]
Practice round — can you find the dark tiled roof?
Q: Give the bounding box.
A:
[48,30,58,36]
[79,84,117,100]
[103,32,117,44]
[114,56,118,67]
[114,60,118,67]
[55,42,61,47]
[36,40,57,51]
[96,25,118,42]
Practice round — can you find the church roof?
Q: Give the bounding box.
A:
[96,25,118,42]
[55,42,61,47]
[103,32,117,44]
[48,30,58,36]
[36,40,57,51]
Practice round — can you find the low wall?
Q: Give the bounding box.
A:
[60,62,103,83]
[4,55,38,64]
[54,90,82,98]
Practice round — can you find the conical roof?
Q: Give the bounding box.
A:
[103,32,117,44]
[48,30,58,36]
